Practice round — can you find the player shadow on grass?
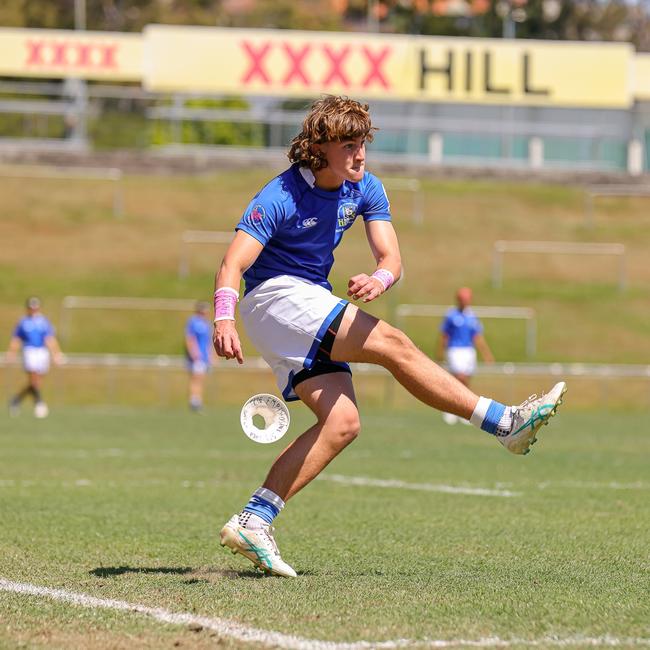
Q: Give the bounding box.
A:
[90,566,194,577]
[89,566,273,580]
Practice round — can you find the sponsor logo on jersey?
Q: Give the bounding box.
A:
[249,204,265,222]
[295,216,318,229]
[337,203,358,229]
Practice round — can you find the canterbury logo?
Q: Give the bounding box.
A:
[298,217,318,229]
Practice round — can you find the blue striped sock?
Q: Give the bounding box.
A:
[242,487,285,525]
[481,400,507,434]
[470,396,507,435]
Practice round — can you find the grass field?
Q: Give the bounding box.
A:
[1,405,648,649]
[1,163,648,646]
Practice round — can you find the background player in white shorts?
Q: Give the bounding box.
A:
[184,300,213,412]
[6,297,63,418]
[212,95,567,577]
[437,287,494,425]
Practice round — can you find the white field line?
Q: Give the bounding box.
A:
[534,481,649,491]
[1,578,648,649]
[318,474,520,498]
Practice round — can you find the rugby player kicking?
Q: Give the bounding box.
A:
[213,95,566,577]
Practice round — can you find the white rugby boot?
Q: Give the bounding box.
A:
[497,381,567,455]
[220,514,297,578]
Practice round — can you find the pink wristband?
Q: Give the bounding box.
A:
[371,269,394,292]
[213,287,239,322]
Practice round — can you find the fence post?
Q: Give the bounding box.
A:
[112,170,124,219]
[585,190,595,228]
[528,137,544,170]
[618,250,627,292]
[172,94,183,144]
[413,181,424,226]
[178,243,189,279]
[526,316,537,358]
[3,363,10,402]
[627,139,644,176]
[106,363,117,405]
[492,243,503,289]
[59,300,72,347]
[158,357,170,406]
[428,133,443,165]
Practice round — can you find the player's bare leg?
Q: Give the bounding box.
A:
[332,305,478,418]
[188,373,205,411]
[262,371,359,501]
[448,373,472,424]
[29,372,48,418]
[219,372,358,576]
[10,371,46,417]
[332,304,566,455]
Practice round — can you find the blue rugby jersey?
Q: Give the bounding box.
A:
[185,315,211,364]
[13,314,55,348]
[440,308,483,348]
[235,164,391,294]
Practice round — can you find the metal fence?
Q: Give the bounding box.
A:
[2,353,649,410]
[584,184,650,227]
[0,164,123,217]
[178,230,233,278]
[58,296,198,346]
[395,303,537,358]
[1,79,648,174]
[492,240,627,291]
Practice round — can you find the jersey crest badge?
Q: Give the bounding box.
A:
[337,203,358,229]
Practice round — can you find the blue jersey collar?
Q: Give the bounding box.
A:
[293,164,351,200]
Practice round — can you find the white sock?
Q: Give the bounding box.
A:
[495,407,514,436]
[237,512,268,529]
[469,396,491,428]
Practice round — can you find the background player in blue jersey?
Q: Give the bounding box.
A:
[184,300,212,412]
[438,287,495,425]
[6,297,63,418]
[212,95,566,577]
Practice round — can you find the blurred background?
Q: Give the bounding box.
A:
[0,0,649,411]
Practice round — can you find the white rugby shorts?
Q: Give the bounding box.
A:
[23,346,50,374]
[239,275,349,401]
[446,346,477,376]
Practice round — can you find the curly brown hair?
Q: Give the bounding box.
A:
[287,95,376,171]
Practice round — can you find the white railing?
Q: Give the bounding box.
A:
[0,164,123,218]
[59,296,198,345]
[382,177,424,225]
[492,240,627,292]
[2,352,649,378]
[2,353,649,407]
[395,303,537,358]
[178,230,233,278]
[584,184,650,227]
